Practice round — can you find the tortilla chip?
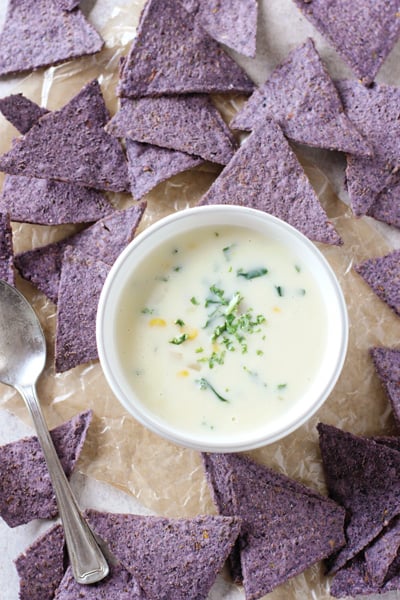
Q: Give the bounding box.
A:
[195,0,258,58]
[354,250,400,317]
[364,516,400,586]
[0,410,92,527]
[231,39,370,156]
[14,202,146,304]
[54,564,146,599]
[202,453,345,598]
[52,0,81,10]
[107,95,236,165]
[0,211,14,286]
[367,181,400,229]
[86,510,241,600]
[0,93,48,134]
[117,0,254,97]
[337,80,400,216]
[15,524,65,600]
[330,552,400,598]
[199,118,342,245]
[0,80,130,192]
[318,422,400,574]
[0,0,103,76]
[370,347,400,427]
[55,248,110,372]
[291,0,400,84]
[126,140,204,200]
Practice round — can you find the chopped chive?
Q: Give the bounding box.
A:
[141,307,154,314]
[237,267,268,280]
[298,288,306,296]
[155,275,169,282]
[169,333,189,345]
[190,296,200,305]
[256,349,264,356]
[197,378,229,402]
[275,285,284,297]
[294,264,301,273]
[173,265,183,272]
[195,347,204,354]
[277,383,287,390]
[174,318,185,326]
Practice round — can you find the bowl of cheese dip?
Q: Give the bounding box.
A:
[97,205,348,452]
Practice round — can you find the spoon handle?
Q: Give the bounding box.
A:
[19,383,109,585]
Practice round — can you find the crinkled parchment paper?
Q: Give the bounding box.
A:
[0,1,400,599]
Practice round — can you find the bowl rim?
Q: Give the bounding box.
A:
[96,205,349,452]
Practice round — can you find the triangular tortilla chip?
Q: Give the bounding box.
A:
[318,422,400,574]
[86,510,241,600]
[231,39,370,156]
[52,0,81,10]
[0,80,130,192]
[193,0,258,58]
[0,410,92,527]
[54,563,146,599]
[202,452,345,598]
[0,175,114,225]
[291,0,400,84]
[15,524,65,600]
[364,516,400,586]
[199,118,342,245]
[0,93,48,134]
[370,347,400,427]
[337,80,400,215]
[0,211,14,286]
[107,95,236,165]
[354,250,400,317]
[14,202,146,303]
[367,182,400,229]
[126,140,204,200]
[117,0,254,98]
[330,552,400,598]
[0,0,103,76]
[55,248,110,372]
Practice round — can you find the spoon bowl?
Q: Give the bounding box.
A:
[0,280,109,585]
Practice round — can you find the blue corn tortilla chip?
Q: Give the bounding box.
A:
[318,422,400,574]
[126,140,204,200]
[354,250,400,317]
[107,95,236,165]
[231,39,370,156]
[86,510,241,600]
[199,118,342,245]
[337,80,400,216]
[55,247,111,372]
[364,516,400,586]
[367,181,400,229]
[0,211,14,286]
[0,0,103,76]
[14,203,146,304]
[52,0,81,10]
[291,0,400,85]
[370,347,400,428]
[0,410,92,527]
[330,551,400,598]
[193,0,258,58]
[0,93,48,134]
[0,80,130,193]
[0,175,114,225]
[15,524,65,600]
[202,453,345,599]
[117,0,254,98]
[54,564,146,599]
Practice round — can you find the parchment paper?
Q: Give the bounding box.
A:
[0,1,400,599]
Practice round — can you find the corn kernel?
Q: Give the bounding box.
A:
[149,317,166,327]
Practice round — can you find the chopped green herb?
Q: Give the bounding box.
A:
[237,267,268,280]
[277,383,287,390]
[141,307,154,314]
[197,378,229,402]
[190,296,200,305]
[298,288,306,296]
[275,285,284,297]
[172,248,179,254]
[173,265,183,272]
[169,333,189,345]
[195,347,204,354]
[256,349,264,356]
[155,275,169,282]
[294,264,301,273]
[174,318,185,326]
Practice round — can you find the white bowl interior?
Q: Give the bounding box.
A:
[97,206,348,452]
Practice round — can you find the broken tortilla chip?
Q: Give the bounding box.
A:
[117,0,254,98]
[86,510,241,600]
[14,202,146,304]
[0,410,92,527]
[231,39,370,156]
[15,524,65,600]
[291,0,400,84]
[0,0,103,76]
[0,80,130,192]
[107,94,236,165]
[370,347,400,428]
[0,211,14,286]
[354,250,400,317]
[318,422,400,574]
[199,118,342,245]
[0,93,48,134]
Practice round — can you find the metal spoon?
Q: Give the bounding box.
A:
[0,280,109,585]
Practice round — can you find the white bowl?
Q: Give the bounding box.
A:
[96,205,348,452]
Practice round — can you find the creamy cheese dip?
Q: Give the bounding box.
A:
[116,225,328,438]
